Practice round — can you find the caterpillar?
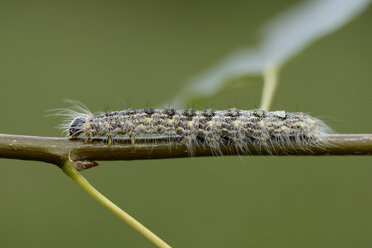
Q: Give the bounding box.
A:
[57,102,331,155]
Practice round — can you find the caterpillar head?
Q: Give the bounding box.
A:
[68,116,86,137]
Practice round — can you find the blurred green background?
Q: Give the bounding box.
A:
[1,0,372,247]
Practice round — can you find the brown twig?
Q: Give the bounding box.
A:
[1,132,371,248]
[1,134,371,169]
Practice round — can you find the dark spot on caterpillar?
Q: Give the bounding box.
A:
[164,107,176,116]
[202,109,215,118]
[143,107,154,115]
[225,108,240,117]
[68,117,86,136]
[252,109,265,119]
[125,108,135,115]
[183,109,196,117]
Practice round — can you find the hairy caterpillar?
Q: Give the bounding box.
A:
[56,102,331,155]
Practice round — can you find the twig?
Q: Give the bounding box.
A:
[61,161,171,248]
[0,134,372,167]
[0,133,174,247]
[1,132,371,247]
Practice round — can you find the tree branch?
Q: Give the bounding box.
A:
[1,133,372,169]
[2,132,371,248]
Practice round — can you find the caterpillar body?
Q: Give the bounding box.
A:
[61,105,330,155]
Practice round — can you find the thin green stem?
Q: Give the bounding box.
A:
[61,160,171,248]
[260,65,280,111]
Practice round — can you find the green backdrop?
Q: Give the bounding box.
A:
[1,1,372,247]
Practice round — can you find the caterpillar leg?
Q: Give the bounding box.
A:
[130,135,135,148]
[107,135,112,148]
[84,133,91,143]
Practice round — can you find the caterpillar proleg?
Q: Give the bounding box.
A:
[55,102,331,155]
